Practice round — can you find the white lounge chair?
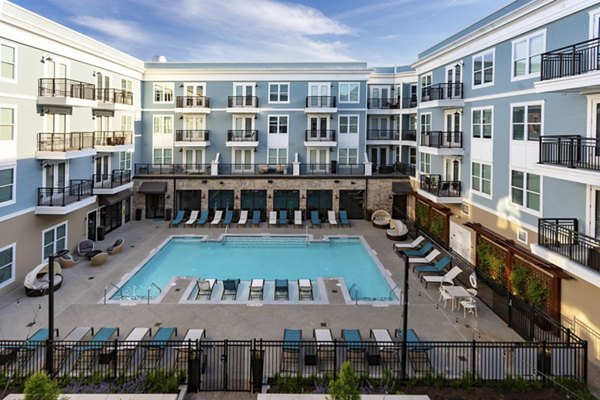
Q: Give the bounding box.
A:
[298,279,313,300]
[185,210,199,227]
[421,266,462,288]
[210,210,223,227]
[269,211,277,227]
[327,211,338,227]
[408,249,441,266]
[238,210,248,227]
[294,210,303,227]
[394,236,425,250]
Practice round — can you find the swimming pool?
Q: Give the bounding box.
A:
[110,235,397,302]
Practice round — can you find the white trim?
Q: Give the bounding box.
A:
[464,88,537,103]
[471,105,494,140]
[470,160,493,200]
[517,228,529,245]
[509,169,542,217]
[588,94,600,140]
[152,115,174,135]
[337,147,359,166]
[338,114,360,135]
[152,82,174,104]
[588,6,600,39]
[233,82,256,96]
[41,220,68,263]
[338,82,360,104]
[0,242,16,289]
[0,40,17,84]
[471,48,495,89]
[266,147,288,164]
[0,163,16,208]
[510,29,546,82]
[182,82,206,96]
[509,100,544,142]
[267,114,289,134]
[267,82,290,104]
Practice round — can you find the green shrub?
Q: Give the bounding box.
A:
[24,372,60,400]
[328,361,360,400]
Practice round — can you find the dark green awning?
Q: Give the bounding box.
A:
[138,182,167,194]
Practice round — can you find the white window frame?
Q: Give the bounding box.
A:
[183,148,205,165]
[267,148,287,165]
[589,7,600,38]
[471,161,492,198]
[0,41,17,83]
[0,165,16,207]
[232,148,254,172]
[119,151,132,170]
[153,148,172,164]
[510,169,542,214]
[419,153,431,174]
[338,148,358,165]
[153,82,174,103]
[471,106,493,139]
[41,222,67,262]
[472,48,495,88]
[338,115,359,134]
[419,112,431,134]
[0,104,16,142]
[338,82,360,103]
[517,228,529,245]
[268,115,289,134]
[152,115,173,134]
[120,78,133,92]
[510,101,544,141]
[0,242,15,289]
[268,83,290,104]
[511,30,546,81]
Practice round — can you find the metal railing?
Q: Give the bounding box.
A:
[421,83,463,102]
[227,96,259,108]
[402,98,418,108]
[539,135,600,172]
[420,131,463,148]
[538,218,600,273]
[419,174,461,197]
[227,130,258,142]
[93,170,131,189]
[401,130,417,141]
[176,95,210,108]
[37,132,95,151]
[96,89,133,105]
[299,163,364,176]
[367,98,400,109]
[367,129,399,140]
[37,179,93,206]
[176,130,210,142]
[304,130,336,142]
[38,78,96,100]
[305,96,336,108]
[135,163,211,175]
[541,37,600,80]
[395,163,416,177]
[95,131,132,146]
[218,164,292,175]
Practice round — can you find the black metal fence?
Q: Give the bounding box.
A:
[37,180,94,207]
[539,135,600,172]
[95,130,133,146]
[304,130,336,141]
[176,96,210,108]
[38,132,95,151]
[420,131,463,148]
[541,37,600,80]
[367,130,399,140]
[93,170,132,189]
[175,130,210,142]
[227,130,258,142]
[367,98,400,109]
[227,96,258,108]
[305,96,336,108]
[421,83,463,102]
[419,174,461,197]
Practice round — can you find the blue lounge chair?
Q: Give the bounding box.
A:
[310,210,321,228]
[222,210,233,226]
[169,210,185,228]
[342,329,366,372]
[394,329,433,373]
[281,329,302,372]
[141,327,177,370]
[251,210,261,226]
[222,279,240,300]
[414,256,452,278]
[71,327,119,372]
[339,210,351,227]
[1,328,50,370]
[279,210,288,227]
[275,279,289,300]
[196,210,209,227]
[394,328,429,350]
[401,242,433,257]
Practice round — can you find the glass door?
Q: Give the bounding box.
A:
[233,149,253,172]
[87,210,97,241]
[309,149,328,172]
[308,116,328,139]
[234,84,254,106]
[309,83,330,107]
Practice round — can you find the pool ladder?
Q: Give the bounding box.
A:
[349,284,359,306]
[104,282,124,304]
[147,282,161,305]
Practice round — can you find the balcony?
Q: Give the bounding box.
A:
[36,132,96,160]
[96,88,133,110]
[174,130,210,147]
[37,78,96,108]
[35,179,96,215]
[92,170,132,195]
[304,130,336,147]
[419,83,463,109]
[175,96,211,113]
[367,98,400,113]
[537,135,600,185]
[136,163,211,175]
[304,96,337,113]
[94,131,133,152]
[226,130,259,147]
[226,96,259,113]
[401,129,417,142]
[366,129,399,143]
[419,131,463,156]
[402,98,418,109]
[418,174,462,203]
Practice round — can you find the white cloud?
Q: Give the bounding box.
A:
[70,16,148,43]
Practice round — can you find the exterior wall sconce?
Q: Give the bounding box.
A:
[235,194,239,200]
[92,71,96,77]
[267,180,273,184]
[202,193,206,199]
[268,194,272,199]
[219,181,224,185]
[179,84,184,88]
[334,180,340,184]
[201,180,208,184]
[41,54,52,63]
[179,116,183,120]
[301,195,305,199]
[335,194,339,199]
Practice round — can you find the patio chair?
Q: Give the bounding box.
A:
[71,327,119,374]
[115,327,151,373]
[414,256,452,278]
[370,329,398,369]
[327,210,338,227]
[197,210,209,227]
[0,328,51,373]
[279,210,288,227]
[77,239,94,256]
[222,210,234,227]
[58,253,79,268]
[339,210,351,227]
[210,210,223,227]
[251,210,261,227]
[393,236,425,251]
[24,262,63,296]
[341,329,366,373]
[275,279,289,300]
[222,279,240,300]
[90,252,109,267]
[438,285,452,309]
[175,329,206,370]
[421,266,462,288]
[281,329,302,373]
[140,327,177,371]
[53,327,93,373]
[269,211,277,227]
[401,242,432,257]
[460,297,478,318]
[387,219,408,241]
[310,210,321,228]
[195,279,216,300]
[294,210,303,227]
[169,210,186,227]
[298,279,313,301]
[107,238,124,255]
[408,249,441,266]
[371,209,391,229]
[185,210,199,227]
[238,210,248,227]
[314,328,334,372]
[249,279,264,300]
[394,328,432,374]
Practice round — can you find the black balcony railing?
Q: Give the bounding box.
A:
[135,163,211,175]
[367,98,400,109]
[420,131,462,148]
[401,130,417,141]
[176,95,210,108]
[95,131,132,146]
[420,174,461,197]
[541,37,600,80]
[38,78,95,100]
[539,135,600,171]
[227,96,258,108]
[402,97,418,108]
[227,130,258,142]
[305,96,336,108]
[37,179,93,207]
[367,129,399,140]
[175,130,210,142]
[218,164,293,175]
[37,132,95,152]
[299,163,364,175]
[304,130,336,142]
[538,218,600,273]
[395,163,416,177]
[421,83,463,102]
[96,88,133,105]
[93,170,131,189]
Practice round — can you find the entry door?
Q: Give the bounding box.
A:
[444,110,461,146]
[339,190,365,219]
[234,84,254,106]
[94,155,109,183]
[233,149,253,172]
[146,194,165,219]
[309,83,329,107]
[370,86,390,107]
[235,116,253,139]
[308,149,328,171]
[184,116,205,130]
[444,158,460,181]
[370,148,387,170]
[370,117,389,139]
[309,116,328,139]
[392,195,407,220]
[446,63,462,98]
[87,210,97,241]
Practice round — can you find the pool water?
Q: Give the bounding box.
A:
[113,235,396,301]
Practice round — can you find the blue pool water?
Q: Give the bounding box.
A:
[113,235,396,301]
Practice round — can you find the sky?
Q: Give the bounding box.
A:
[11,0,515,66]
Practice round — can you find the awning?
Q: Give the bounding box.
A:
[392,182,413,194]
[99,189,132,206]
[93,109,114,117]
[138,182,167,194]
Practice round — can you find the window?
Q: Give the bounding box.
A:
[420,74,431,89]
[42,223,67,261]
[153,148,172,164]
[409,147,416,165]
[512,104,542,140]
[153,83,173,102]
[472,108,493,138]
[268,148,287,164]
[0,167,14,205]
[121,78,132,92]
[420,113,431,133]
[339,115,358,134]
[1,44,15,81]
[338,148,358,165]
[472,162,492,196]
[268,115,288,134]
[420,153,431,174]
[0,244,15,288]
[119,151,131,170]
[268,83,289,103]
[339,83,359,103]
[0,107,14,140]
[511,170,540,212]
[152,115,173,134]
[512,31,545,79]
[473,50,494,87]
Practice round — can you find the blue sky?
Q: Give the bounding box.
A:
[11,0,514,65]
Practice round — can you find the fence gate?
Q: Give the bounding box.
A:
[192,340,253,392]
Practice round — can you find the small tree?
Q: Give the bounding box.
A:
[329,361,360,400]
[24,372,60,400]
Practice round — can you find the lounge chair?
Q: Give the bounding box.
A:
[140,327,177,370]
[401,242,433,257]
[58,253,79,268]
[238,210,248,227]
[327,210,338,227]
[185,210,199,227]
[314,328,335,372]
[107,238,124,255]
[175,328,206,370]
[414,256,452,278]
[298,279,313,300]
[387,219,408,241]
[339,210,351,227]
[210,210,223,227]
[394,236,425,251]
[24,262,63,297]
[114,327,151,373]
[279,210,288,227]
[197,210,209,227]
[370,329,398,368]
[1,328,51,372]
[310,210,321,228]
[294,210,303,227]
[222,279,240,300]
[408,249,441,266]
[195,279,216,300]
[90,252,109,267]
[371,209,391,229]
[77,239,94,256]
[341,329,366,373]
[53,327,93,373]
[394,328,432,374]
[269,211,277,227]
[281,329,302,373]
[249,279,264,300]
[421,266,462,288]
[222,210,233,226]
[251,210,261,226]
[169,210,186,227]
[275,279,289,300]
[71,327,119,373]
